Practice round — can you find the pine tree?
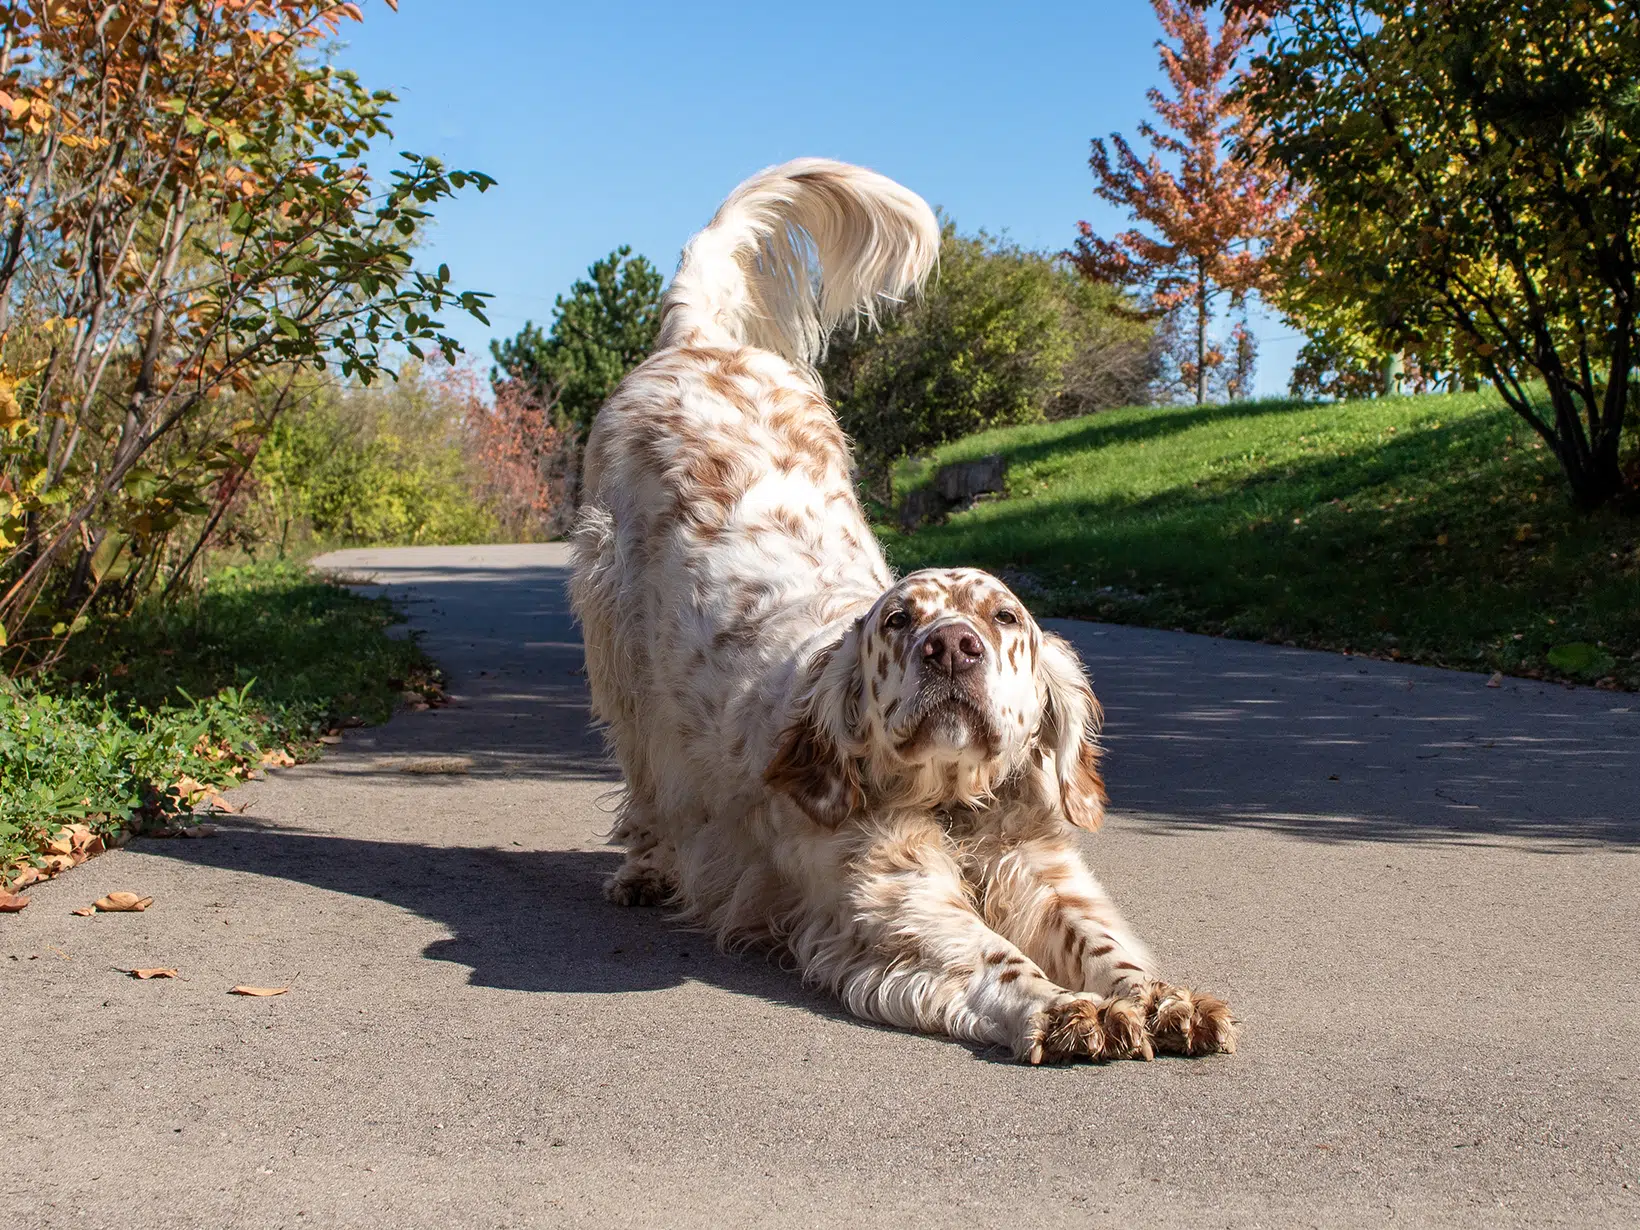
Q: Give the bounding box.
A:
[489,246,663,440]
[1070,0,1296,404]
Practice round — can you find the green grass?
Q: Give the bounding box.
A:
[1,560,441,885]
[881,391,1640,689]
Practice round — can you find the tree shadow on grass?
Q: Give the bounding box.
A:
[896,408,1640,668]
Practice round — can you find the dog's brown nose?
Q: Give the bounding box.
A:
[922,625,985,675]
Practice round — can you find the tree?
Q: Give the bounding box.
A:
[489,246,662,442]
[1070,0,1297,405]
[1244,0,1640,510]
[821,223,1155,494]
[0,1,492,658]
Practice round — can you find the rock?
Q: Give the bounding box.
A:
[898,454,1008,530]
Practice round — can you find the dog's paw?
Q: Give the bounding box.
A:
[603,862,674,908]
[1139,982,1237,1056]
[1025,994,1154,1065]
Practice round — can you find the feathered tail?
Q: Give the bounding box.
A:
[656,158,940,368]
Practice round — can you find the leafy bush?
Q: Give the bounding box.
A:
[2,559,439,882]
[819,224,1154,493]
[249,364,498,554]
[0,3,491,656]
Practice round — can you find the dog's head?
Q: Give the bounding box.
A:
[765,568,1106,830]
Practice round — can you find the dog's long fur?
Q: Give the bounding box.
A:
[570,159,1235,1063]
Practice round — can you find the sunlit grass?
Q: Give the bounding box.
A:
[881,391,1640,689]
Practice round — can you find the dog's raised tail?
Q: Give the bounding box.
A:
[657,158,940,369]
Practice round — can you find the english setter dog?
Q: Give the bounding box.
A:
[571,159,1235,1063]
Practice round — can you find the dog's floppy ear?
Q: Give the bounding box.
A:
[1034,633,1108,831]
[765,624,865,828]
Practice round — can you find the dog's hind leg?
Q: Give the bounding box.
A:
[604,799,678,907]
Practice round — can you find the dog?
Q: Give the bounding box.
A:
[570,159,1235,1063]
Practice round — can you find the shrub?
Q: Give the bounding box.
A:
[249,364,498,554]
[819,224,1154,494]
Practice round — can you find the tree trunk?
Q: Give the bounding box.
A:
[1381,351,1404,397]
[1194,269,1208,406]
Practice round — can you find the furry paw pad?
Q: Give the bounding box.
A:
[603,864,674,908]
[1141,983,1237,1056]
[1028,995,1154,1065]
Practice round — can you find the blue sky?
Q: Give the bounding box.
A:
[336,0,1301,394]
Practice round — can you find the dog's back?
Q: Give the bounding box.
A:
[570,160,940,883]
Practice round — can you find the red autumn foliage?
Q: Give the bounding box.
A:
[463,376,571,540]
[1070,0,1298,404]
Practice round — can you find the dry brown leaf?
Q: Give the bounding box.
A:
[45,833,74,856]
[71,906,96,916]
[317,734,342,745]
[0,892,30,912]
[94,891,154,912]
[229,985,288,997]
[1486,672,1504,688]
[7,866,45,891]
[172,775,209,799]
[40,854,74,875]
[128,967,178,979]
[260,748,296,768]
[180,823,219,838]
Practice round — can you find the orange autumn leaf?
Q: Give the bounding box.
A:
[0,892,29,912]
[128,968,179,980]
[93,891,154,912]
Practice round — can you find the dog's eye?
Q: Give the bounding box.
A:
[995,609,1018,625]
[883,609,910,631]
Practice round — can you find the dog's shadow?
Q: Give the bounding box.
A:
[146,826,936,1036]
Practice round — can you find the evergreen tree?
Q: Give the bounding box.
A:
[490,246,663,441]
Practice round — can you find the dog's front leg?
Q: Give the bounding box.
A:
[797,819,1151,1064]
[983,838,1236,1057]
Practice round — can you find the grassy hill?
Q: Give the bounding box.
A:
[880,391,1640,690]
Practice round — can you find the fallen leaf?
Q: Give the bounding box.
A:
[260,748,296,768]
[0,892,30,912]
[229,985,288,997]
[1486,672,1503,688]
[71,906,96,916]
[7,866,45,891]
[94,891,154,912]
[317,734,342,745]
[181,824,218,838]
[128,968,178,979]
[40,854,74,874]
[45,833,74,856]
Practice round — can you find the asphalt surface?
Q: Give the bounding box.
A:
[5,542,1638,1228]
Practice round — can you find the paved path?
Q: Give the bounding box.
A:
[6,543,1638,1228]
